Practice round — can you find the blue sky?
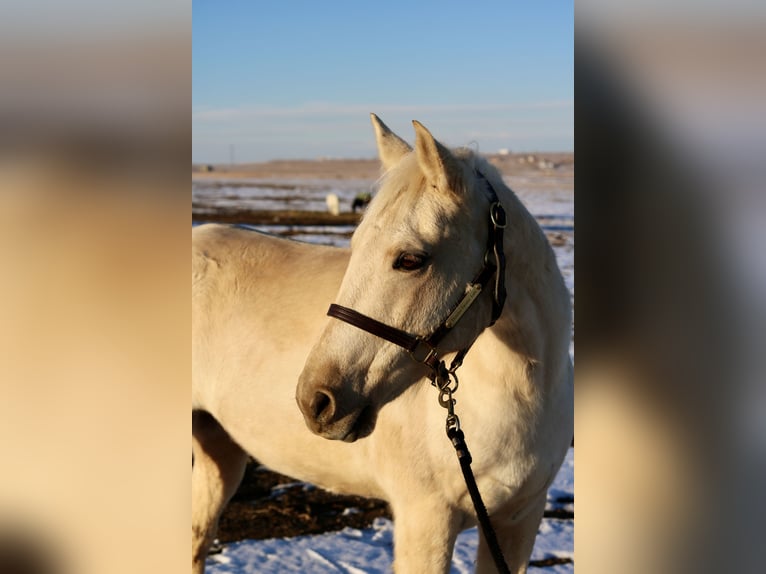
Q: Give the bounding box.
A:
[193,1,573,162]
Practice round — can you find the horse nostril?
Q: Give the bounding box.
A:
[311,390,335,423]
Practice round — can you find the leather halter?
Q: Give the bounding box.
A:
[327,171,507,375]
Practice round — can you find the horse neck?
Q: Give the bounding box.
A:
[472,174,571,387]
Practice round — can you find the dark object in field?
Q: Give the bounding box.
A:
[351,192,372,213]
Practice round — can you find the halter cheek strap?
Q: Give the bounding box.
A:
[326,171,507,374]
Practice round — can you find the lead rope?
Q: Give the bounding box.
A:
[432,360,512,574]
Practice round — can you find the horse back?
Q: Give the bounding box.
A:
[193,223,348,308]
[192,224,349,409]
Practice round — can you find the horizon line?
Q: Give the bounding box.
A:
[192,149,575,166]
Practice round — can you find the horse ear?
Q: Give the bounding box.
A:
[370,113,411,170]
[412,120,462,191]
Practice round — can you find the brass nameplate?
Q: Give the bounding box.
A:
[444,283,482,329]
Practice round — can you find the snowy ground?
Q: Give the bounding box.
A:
[206,450,573,574]
[192,178,376,213]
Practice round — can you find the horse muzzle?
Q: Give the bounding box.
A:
[296,367,376,442]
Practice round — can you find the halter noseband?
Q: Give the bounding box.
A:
[326,171,507,375]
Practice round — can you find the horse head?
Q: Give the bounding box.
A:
[296,114,505,441]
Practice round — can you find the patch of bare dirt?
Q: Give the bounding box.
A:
[216,460,391,542]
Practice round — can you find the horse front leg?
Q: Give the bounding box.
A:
[191,411,248,574]
[475,493,547,574]
[390,499,461,574]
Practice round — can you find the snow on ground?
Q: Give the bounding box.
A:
[192,178,376,213]
[205,450,573,574]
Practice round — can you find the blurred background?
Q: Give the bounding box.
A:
[576,2,765,573]
[1,1,764,573]
[0,2,190,574]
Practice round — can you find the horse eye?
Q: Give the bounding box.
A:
[393,252,428,272]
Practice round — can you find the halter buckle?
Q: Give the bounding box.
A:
[409,339,438,366]
[490,202,507,229]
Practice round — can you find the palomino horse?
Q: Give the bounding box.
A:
[192,115,573,574]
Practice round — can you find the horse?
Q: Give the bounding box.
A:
[352,192,372,213]
[326,192,341,216]
[192,114,573,574]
